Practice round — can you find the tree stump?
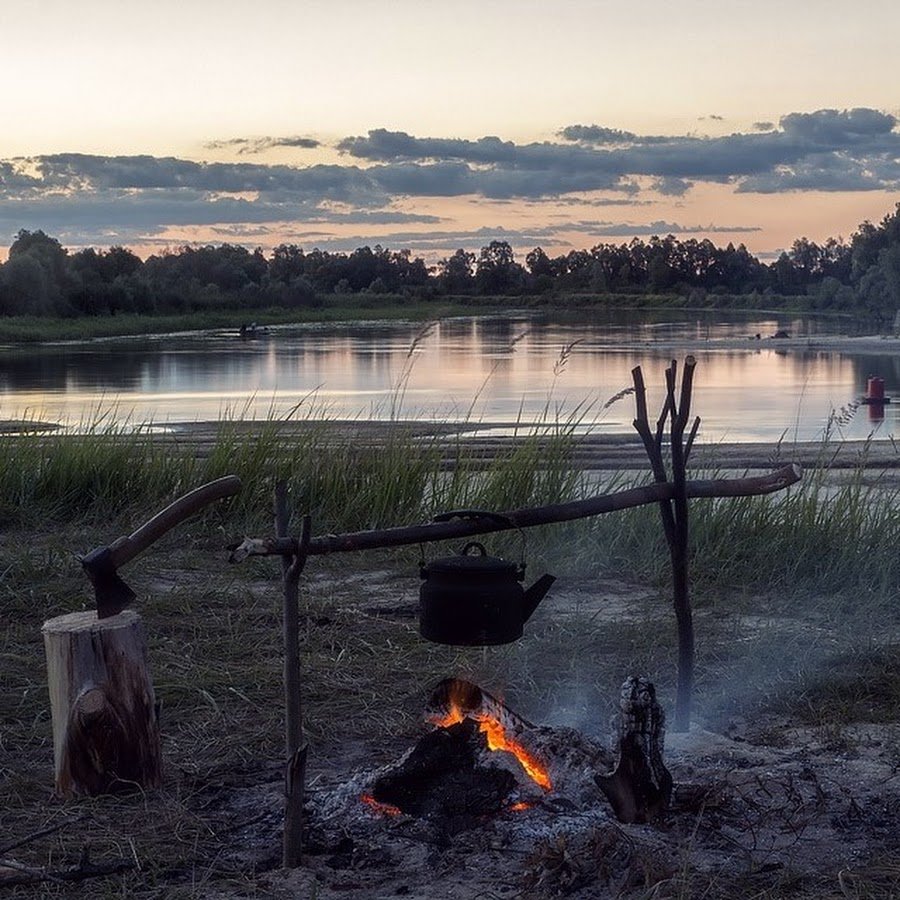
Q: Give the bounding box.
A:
[42,610,162,796]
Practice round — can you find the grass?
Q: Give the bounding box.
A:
[6,397,900,595]
[3,397,900,895]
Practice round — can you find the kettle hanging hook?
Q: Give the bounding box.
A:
[431,509,527,569]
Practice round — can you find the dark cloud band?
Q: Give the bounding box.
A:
[1,107,896,248]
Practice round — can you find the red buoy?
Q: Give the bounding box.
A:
[866,377,885,402]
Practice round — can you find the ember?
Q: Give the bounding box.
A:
[343,676,670,843]
[428,686,552,791]
[360,794,401,817]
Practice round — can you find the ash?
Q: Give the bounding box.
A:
[288,720,900,899]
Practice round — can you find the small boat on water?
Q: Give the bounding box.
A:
[239,322,268,339]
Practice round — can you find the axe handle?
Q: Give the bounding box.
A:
[108,475,242,569]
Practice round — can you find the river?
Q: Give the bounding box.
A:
[1,310,897,442]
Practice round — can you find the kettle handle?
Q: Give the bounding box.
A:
[461,541,488,557]
[433,509,514,527]
[433,509,526,568]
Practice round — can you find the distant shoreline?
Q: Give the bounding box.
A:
[3,417,898,475]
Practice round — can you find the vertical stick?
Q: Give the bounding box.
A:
[669,356,696,731]
[275,483,310,868]
[631,359,698,732]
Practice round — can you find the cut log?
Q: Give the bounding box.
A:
[42,610,162,796]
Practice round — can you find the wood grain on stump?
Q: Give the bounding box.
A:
[42,609,162,796]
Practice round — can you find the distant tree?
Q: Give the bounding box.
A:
[437,249,475,293]
[475,241,524,295]
[102,246,142,281]
[525,247,554,278]
[269,244,307,283]
[0,253,53,314]
[6,229,69,313]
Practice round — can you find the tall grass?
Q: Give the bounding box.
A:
[5,402,900,605]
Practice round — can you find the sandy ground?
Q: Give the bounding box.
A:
[3,537,900,897]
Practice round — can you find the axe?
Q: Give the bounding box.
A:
[81,476,242,618]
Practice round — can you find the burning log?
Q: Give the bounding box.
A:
[361,676,671,840]
[371,719,518,836]
[596,677,672,824]
[427,679,553,791]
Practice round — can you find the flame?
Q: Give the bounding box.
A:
[361,793,402,816]
[509,801,532,812]
[430,695,552,791]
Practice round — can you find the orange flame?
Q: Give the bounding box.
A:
[430,696,552,791]
[509,801,532,812]
[361,793,402,816]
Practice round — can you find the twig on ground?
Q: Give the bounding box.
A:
[0,814,89,855]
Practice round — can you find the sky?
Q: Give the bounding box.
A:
[1,0,899,262]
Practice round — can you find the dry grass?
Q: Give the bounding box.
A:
[4,416,900,895]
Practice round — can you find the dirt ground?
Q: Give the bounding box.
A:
[3,535,899,898]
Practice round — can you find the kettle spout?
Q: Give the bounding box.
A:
[522,574,556,622]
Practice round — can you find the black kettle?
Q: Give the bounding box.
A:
[419,512,555,645]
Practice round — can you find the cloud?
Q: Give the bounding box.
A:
[779,107,896,143]
[204,135,321,155]
[557,197,654,207]
[737,153,895,194]
[19,154,382,202]
[0,187,439,248]
[652,176,693,196]
[341,109,900,191]
[293,225,557,254]
[3,107,899,249]
[267,218,763,256]
[557,125,638,144]
[588,220,762,237]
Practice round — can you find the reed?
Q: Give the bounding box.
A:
[5,401,900,604]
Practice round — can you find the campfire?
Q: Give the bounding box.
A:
[343,676,671,840]
[426,679,553,791]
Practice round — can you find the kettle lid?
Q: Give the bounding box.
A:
[421,541,520,577]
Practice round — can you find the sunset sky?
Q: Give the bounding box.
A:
[2,0,899,262]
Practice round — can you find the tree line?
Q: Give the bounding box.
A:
[2,203,899,319]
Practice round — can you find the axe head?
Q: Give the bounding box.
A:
[81,546,137,619]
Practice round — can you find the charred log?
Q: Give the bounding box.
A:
[372,719,517,834]
[596,677,672,824]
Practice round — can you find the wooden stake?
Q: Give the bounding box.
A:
[42,610,162,796]
[275,483,310,868]
[632,357,697,731]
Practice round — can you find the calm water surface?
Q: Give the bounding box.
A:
[1,310,897,442]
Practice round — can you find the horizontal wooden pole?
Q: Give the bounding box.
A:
[229,463,800,560]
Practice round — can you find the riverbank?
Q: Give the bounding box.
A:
[0,298,871,344]
[0,300,491,343]
[3,529,899,897]
[3,415,900,896]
